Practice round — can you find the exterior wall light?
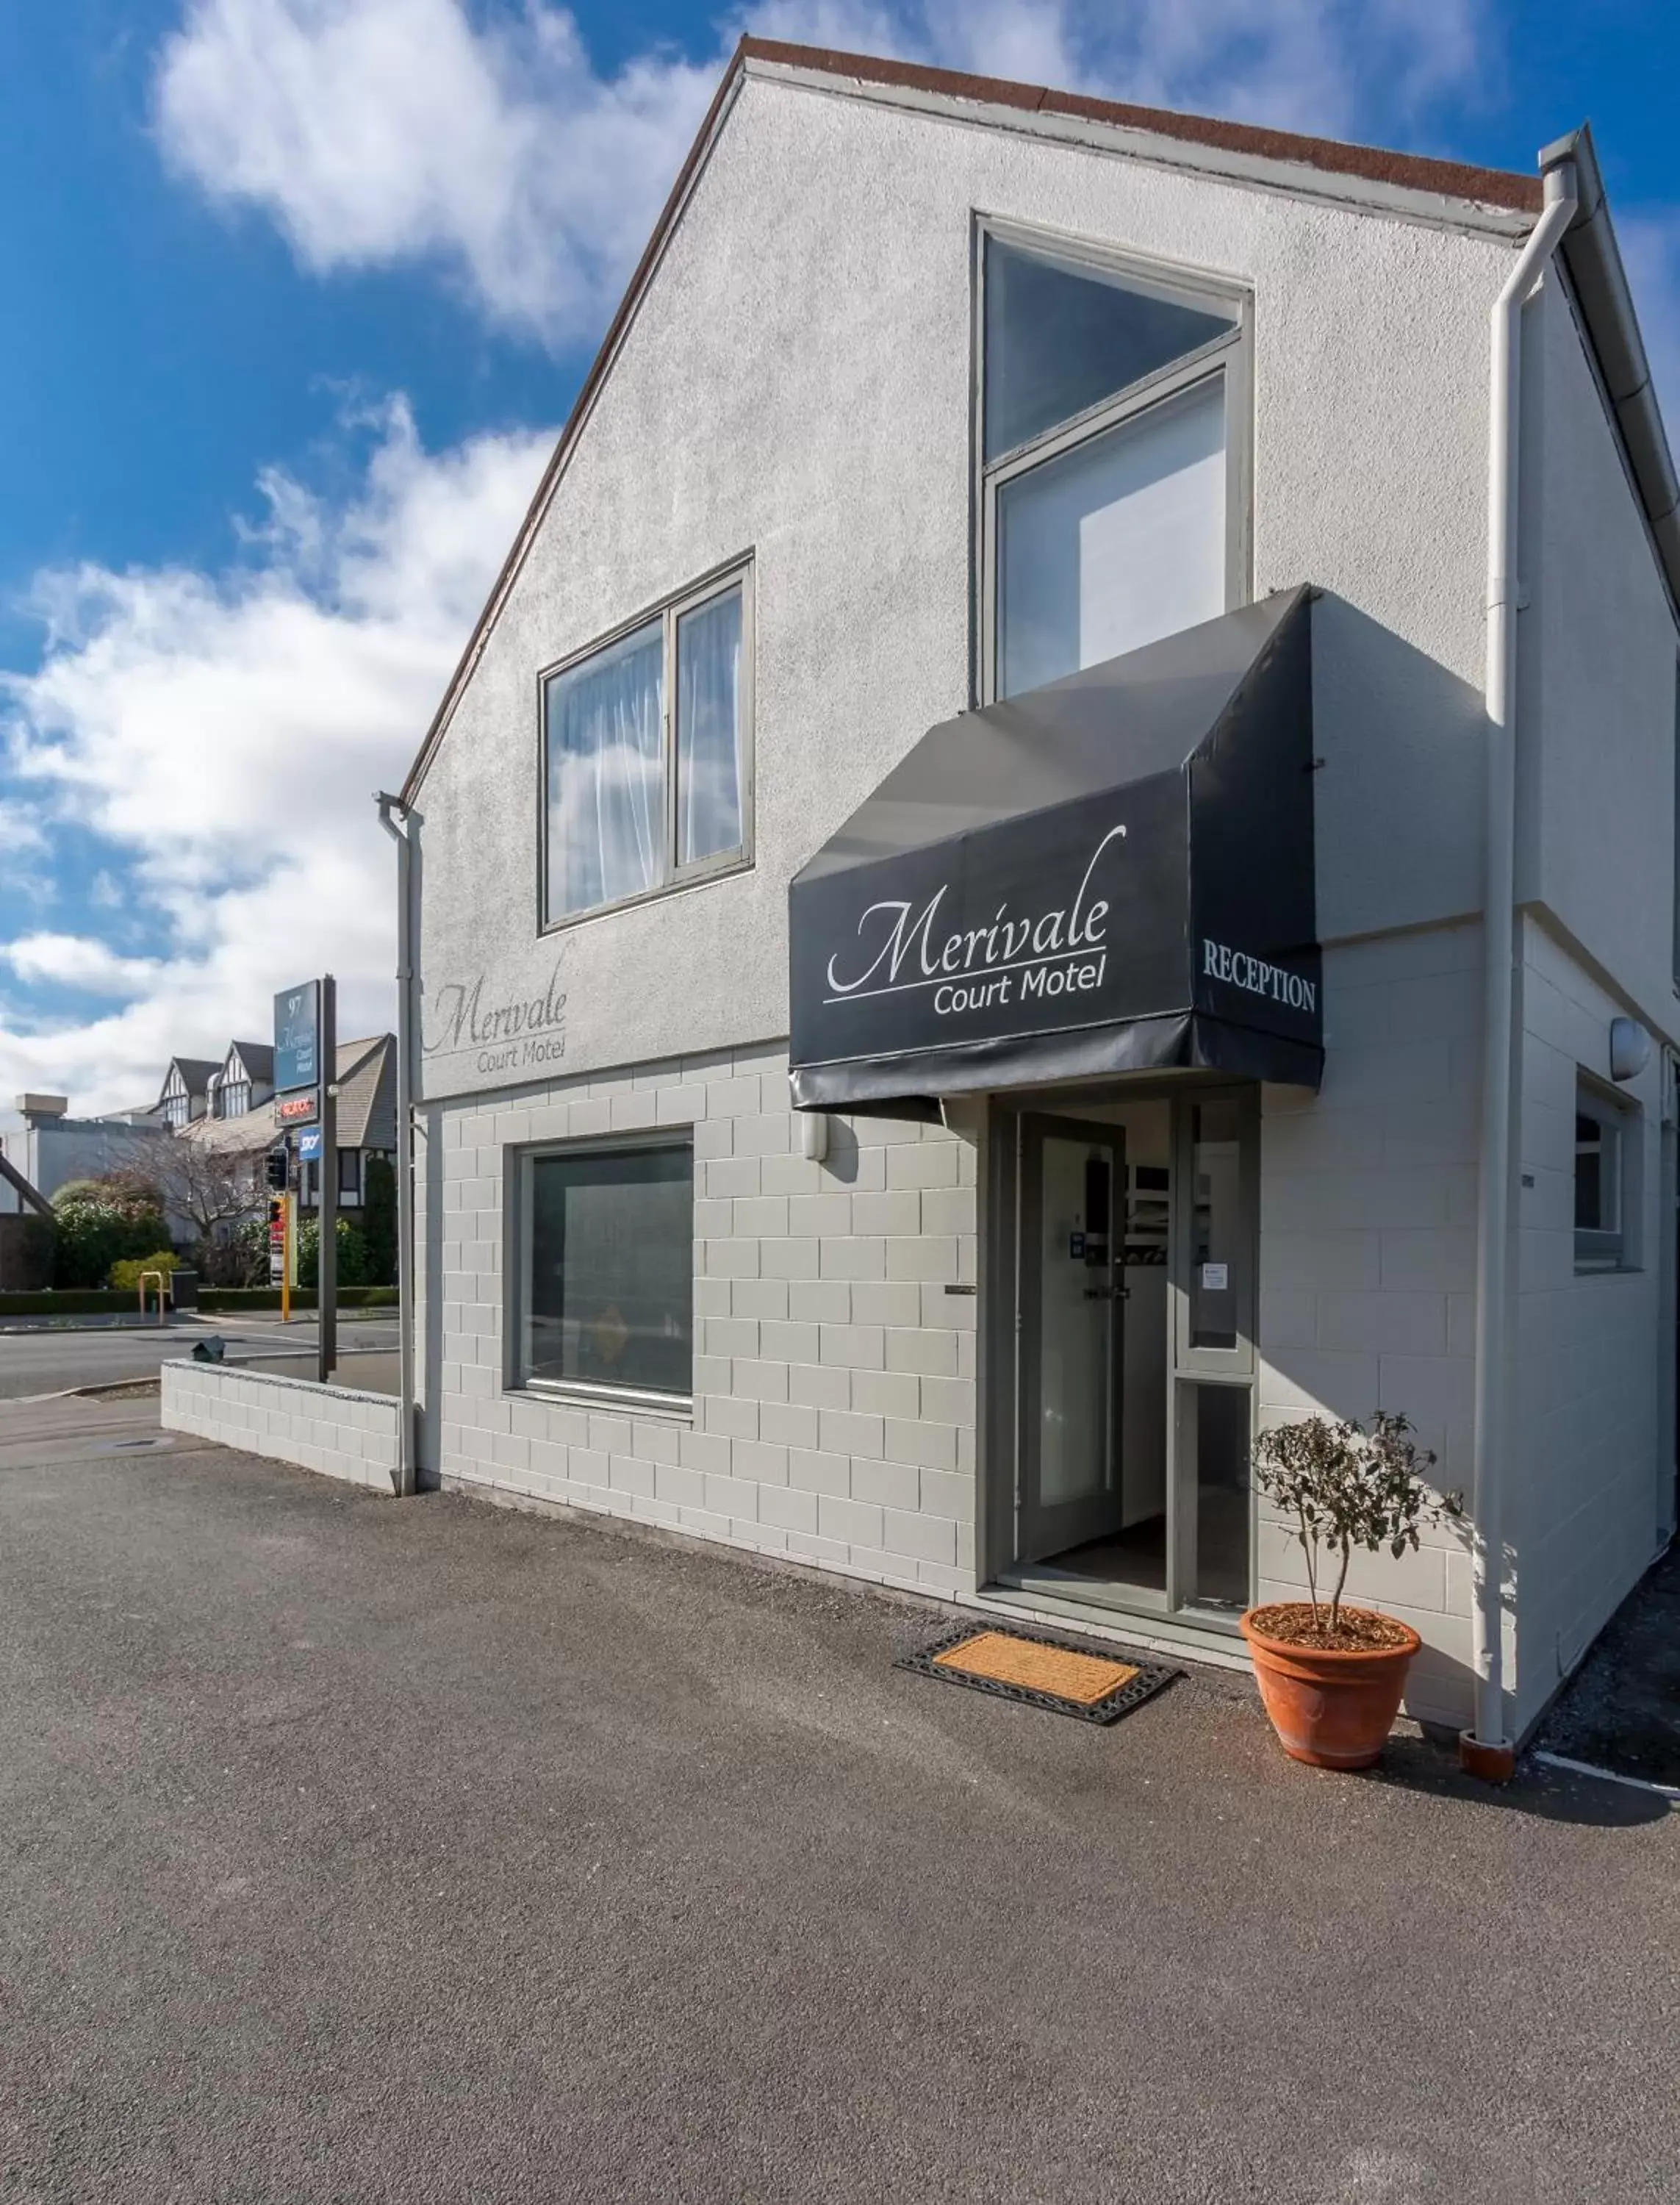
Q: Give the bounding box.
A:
[1609,1017,1651,1083]
[800,1111,830,1164]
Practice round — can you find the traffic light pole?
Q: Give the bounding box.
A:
[317,974,337,1385]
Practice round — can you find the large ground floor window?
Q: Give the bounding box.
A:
[515,1137,694,1404]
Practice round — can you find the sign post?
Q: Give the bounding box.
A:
[317,974,337,1385]
[274,975,336,1382]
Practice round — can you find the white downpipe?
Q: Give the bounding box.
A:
[1469,163,1578,1754]
[376,792,417,1499]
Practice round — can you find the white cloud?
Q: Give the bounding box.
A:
[154,0,1490,348]
[155,0,719,345]
[0,935,162,998]
[0,400,552,1113]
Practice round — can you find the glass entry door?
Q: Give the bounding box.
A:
[1017,1116,1127,1563]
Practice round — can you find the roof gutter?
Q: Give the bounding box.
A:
[1544,121,1680,614]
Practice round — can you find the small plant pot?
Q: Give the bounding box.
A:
[1240,1606,1422,1770]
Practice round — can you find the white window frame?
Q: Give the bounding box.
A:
[509,1133,696,1414]
[973,217,1252,706]
[1575,1075,1634,1272]
[537,558,755,934]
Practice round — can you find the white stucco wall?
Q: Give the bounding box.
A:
[1257,926,1483,1729]
[1510,917,1668,1735]
[414,71,1521,1108]
[1518,276,1679,1042]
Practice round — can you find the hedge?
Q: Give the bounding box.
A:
[197,1286,401,1312]
[0,1288,143,1317]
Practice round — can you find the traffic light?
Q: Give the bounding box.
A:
[265,1145,289,1191]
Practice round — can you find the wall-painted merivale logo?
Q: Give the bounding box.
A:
[826,826,1127,1019]
[423,963,567,1075]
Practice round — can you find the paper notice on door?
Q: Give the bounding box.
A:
[1200,1262,1229,1291]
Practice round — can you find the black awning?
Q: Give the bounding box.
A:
[788,587,1321,1111]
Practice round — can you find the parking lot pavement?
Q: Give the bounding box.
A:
[3,1403,1677,2204]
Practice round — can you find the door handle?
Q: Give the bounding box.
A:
[1082,1286,1130,1302]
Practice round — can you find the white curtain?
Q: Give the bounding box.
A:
[676,587,743,866]
[546,619,664,920]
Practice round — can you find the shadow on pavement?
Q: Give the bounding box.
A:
[1367,1730,1671,1829]
[1534,1542,1680,1792]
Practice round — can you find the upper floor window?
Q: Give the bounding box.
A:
[542,564,752,928]
[978,228,1247,700]
[218,1079,251,1119]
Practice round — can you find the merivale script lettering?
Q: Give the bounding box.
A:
[1201,939,1316,1013]
[423,964,568,1075]
[825,825,1127,1021]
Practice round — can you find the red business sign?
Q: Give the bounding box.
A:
[277,1093,317,1124]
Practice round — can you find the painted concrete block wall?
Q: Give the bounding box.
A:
[414,70,1518,1111]
[162,1363,398,1493]
[1518,276,1680,1044]
[1256,925,1484,1728]
[423,1041,980,1601]
[1510,916,1666,1735]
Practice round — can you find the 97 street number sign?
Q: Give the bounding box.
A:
[273,980,320,1094]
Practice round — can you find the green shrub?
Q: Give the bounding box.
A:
[361,1154,397,1288]
[51,1179,170,1290]
[296,1213,372,1290]
[109,1251,184,1293]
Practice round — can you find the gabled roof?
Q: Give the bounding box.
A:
[159,1057,218,1103]
[226,1041,275,1083]
[398,39,1674,806]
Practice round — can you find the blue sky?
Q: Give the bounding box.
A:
[2,0,1679,1112]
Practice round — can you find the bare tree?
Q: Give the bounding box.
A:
[129,1128,271,1281]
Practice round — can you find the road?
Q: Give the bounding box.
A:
[2,1391,1676,2203]
[0,1313,398,1400]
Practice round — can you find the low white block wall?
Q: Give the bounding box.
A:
[162,1362,398,1493]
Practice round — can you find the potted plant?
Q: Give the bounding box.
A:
[1242,1412,1461,1770]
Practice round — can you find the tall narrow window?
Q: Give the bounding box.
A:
[980,231,1246,701]
[543,567,751,927]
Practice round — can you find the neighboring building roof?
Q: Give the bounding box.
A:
[398,39,1678,811]
[159,1057,219,1105]
[0,1148,52,1219]
[227,1041,275,1082]
[180,1036,396,1156]
[333,1034,397,1153]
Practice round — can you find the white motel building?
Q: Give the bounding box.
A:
[381,40,1680,1752]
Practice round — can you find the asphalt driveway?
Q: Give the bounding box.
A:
[2,1398,1676,2204]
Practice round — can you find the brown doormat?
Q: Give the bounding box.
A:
[897,1623,1180,1724]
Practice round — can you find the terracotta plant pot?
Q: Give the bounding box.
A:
[1239,1606,1421,1770]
